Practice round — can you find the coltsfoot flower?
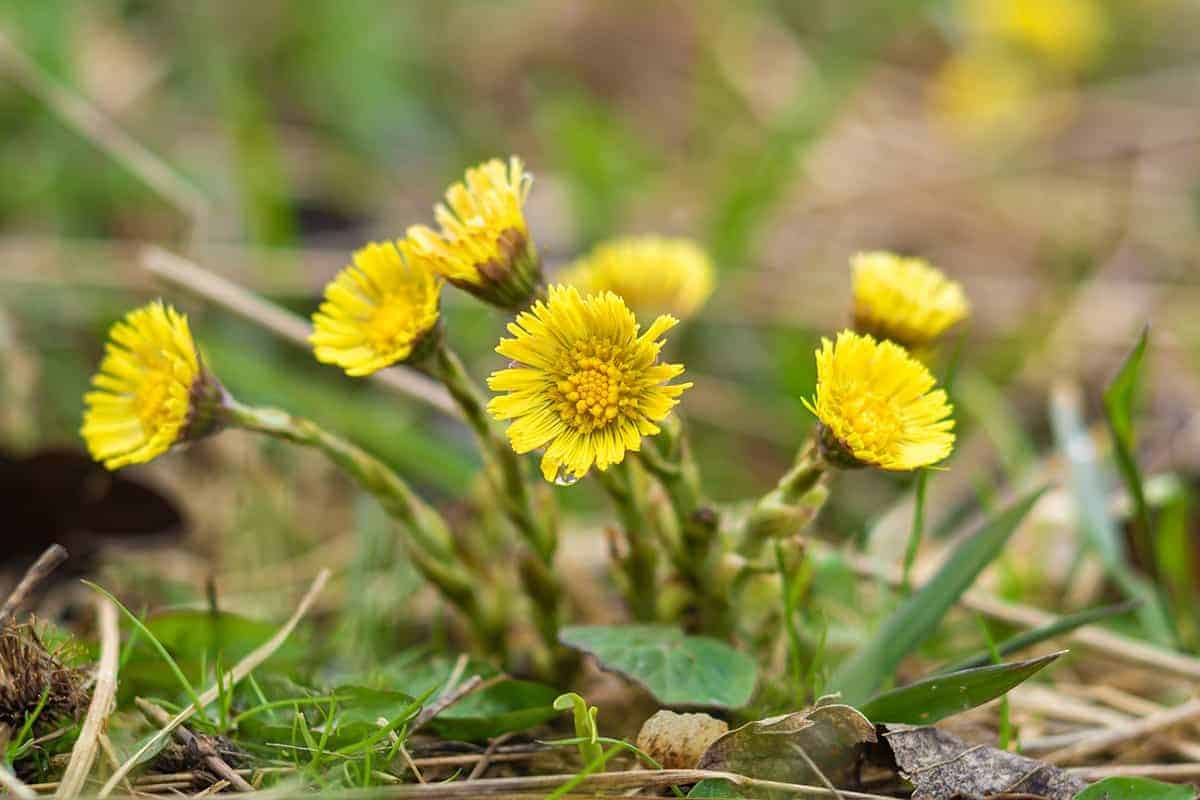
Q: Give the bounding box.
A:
[560,236,715,319]
[409,156,541,310]
[487,285,693,483]
[81,301,223,470]
[310,239,442,376]
[804,331,955,471]
[928,48,1046,146]
[851,251,969,349]
[964,0,1106,72]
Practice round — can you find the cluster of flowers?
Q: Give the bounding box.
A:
[79,156,969,667]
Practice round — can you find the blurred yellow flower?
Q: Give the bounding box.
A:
[560,235,715,320]
[851,251,969,349]
[310,240,442,377]
[965,0,1106,72]
[409,156,541,309]
[487,285,692,483]
[81,301,220,470]
[928,48,1045,146]
[804,331,955,471]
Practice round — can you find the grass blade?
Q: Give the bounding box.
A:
[1050,382,1175,645]
[830,488,1047,706]
[939,599,1140,673]
[1103,327,1152,562]
[860,651,1064,724]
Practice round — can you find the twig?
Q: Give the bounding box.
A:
[140,246,458,418]
[467,733,515,781]
[791,743,845,800]
[135,699,254,792]
[411,674,501,733]
[0,30,207,226]
[0,544,68,625]
[0,764,36,800]
[246,769,898,799]
[1068,763,1200,781]
[826,543,1200,681]
[1043,697,1200,765]
[55,595,120,799]
[98,569,329,797]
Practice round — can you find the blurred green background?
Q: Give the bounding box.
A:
[2,0,1200,629]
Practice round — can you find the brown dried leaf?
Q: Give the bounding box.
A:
[697,703,876,789]
[637,710,729,770]
[881,724,1088,800]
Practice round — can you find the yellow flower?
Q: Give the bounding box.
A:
[310,239,442,377]
[965,0,1106,72]
[560,236,715,320]
[804,331,955,471]
[487,285,692,483]
[851,251,969,349]
[408,156,542,309]
[928,48,1045,146]
[81,301,222,470]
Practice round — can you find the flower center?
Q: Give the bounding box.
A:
[549,339,635,433]
[368,295,421,352]
[843,391,902,455]
[133,366,175,430]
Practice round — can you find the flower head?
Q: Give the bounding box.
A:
[310,239,442,376]
[851,251,969,349]
[408,157,541,309]
[928,48,1046,147]
[81,301,223,470]
[487,285,692,483]
[964,0,1106,72]
[804,331,955,471]
[560,236,715,320]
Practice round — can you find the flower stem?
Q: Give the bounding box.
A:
[638,417,728,636]
[594,461,659,622]
[428,342,569,676]
[738,441,828,558]
[222,400,506,657]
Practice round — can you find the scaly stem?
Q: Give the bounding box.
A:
[739,441,828,558]
[223,401,507,657]
[594,461,659,621]
[428,342,569,677]
[638,417,728,636]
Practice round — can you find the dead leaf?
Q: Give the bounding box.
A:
[637,710,729,769]
[880,724,1088,800]
[697,703,876,791]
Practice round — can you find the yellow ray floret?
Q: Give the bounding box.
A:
[408,156,540,308]
[310,239,442,377]
[852,251,969,349]
[804,331,955,471]
[487,285,693,483]
[81,301,205,470]
[560,235,715,320]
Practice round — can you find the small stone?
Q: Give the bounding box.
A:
[636,710,729,770]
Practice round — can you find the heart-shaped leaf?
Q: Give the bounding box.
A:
[560,625,758,708]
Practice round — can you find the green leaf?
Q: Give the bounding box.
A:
[117,609,307,702]
[1053,377,1175,645]
[430,679,560,741]
[688,779,743,797]
[940,600,1138,673]
[1074,776,1195,800]
[559,625,758,708]
[1102,329,1152,557]
[860,651,1064,724]
[830,488,1047,705]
